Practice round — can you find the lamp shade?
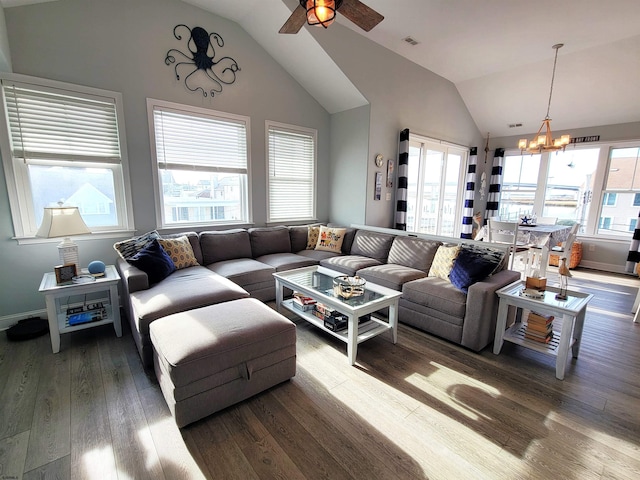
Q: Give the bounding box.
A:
[36,206,91,239]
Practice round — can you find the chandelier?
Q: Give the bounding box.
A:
[306,0,340,28]
[518,44,570,154]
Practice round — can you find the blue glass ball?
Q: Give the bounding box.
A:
[88,260,106,274]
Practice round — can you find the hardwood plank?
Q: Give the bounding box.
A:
[24,344,71,471]
[23,454,71,480]
[69,333,117,480]
[0,430,29,480]
[97,334,165,480]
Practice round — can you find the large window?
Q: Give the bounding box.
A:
[266,121,316,223]
[501,143,640,238]
[148,99,250,227]
[0,74,132,238]
[405,135,468,236]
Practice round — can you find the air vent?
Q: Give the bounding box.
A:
[403,36,420,46]
[508,123,523,128]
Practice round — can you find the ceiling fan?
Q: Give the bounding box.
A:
[280,0,384,34]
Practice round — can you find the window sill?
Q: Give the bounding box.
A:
[13,230,136,245]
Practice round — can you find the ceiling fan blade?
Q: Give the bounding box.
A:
[279,4,307,34]
[339,0,384,32]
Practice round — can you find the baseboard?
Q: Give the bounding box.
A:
[578,260,629,274]
[0,309,47,331]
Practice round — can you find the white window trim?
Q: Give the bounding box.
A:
[0,72,134,241]
[265,120,317,224]
[146,98,253,229]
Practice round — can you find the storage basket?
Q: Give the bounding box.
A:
[549,241,582,269]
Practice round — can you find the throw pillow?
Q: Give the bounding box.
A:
[113,230,160,260]
[449,245,506,293]
[315,226,347,253]
[158,236,199,269]
[428,245,461,280]
[128,239,176,284]
[307,225,320,249]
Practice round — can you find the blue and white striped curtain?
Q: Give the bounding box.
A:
[484,148,504,224]
[626,210,640,273]
[395,128,410,230]
[460,147,477,239]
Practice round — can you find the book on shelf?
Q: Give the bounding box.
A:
[292,292,316,305]
[528,311,554,324]
[525,321,553,333]
[524,331,554,344]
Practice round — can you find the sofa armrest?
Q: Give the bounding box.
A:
[116,257,149,294]
[460,269,521,351]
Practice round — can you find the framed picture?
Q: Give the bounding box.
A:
[54,264,77,284]
[374,171,382,200]
[386,159,394,188]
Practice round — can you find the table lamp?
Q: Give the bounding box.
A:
[36,203,91,273]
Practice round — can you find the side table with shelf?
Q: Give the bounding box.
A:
[493,281,593,380]
[38,264,122,353]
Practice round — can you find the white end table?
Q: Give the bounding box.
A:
[493,281,593,380]
[38,265,122,353]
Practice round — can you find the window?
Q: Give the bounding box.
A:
[0,74,132,237]
[629,218,637,232]
[148,99,250,227]
[405,134,468,236]
[501,143,640,238]
[266,121,316,223]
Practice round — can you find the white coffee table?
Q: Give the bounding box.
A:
[493,281,593,379]
[273,266,402,365]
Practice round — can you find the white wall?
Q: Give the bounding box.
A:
[0,0,331,319]
[0,7,11,72]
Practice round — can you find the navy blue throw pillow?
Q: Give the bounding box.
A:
[128,238,176,284]
[449,245,505,293]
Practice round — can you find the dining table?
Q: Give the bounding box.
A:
[518,224,572,248]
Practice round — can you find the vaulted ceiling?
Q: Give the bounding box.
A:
[4,0,640,138]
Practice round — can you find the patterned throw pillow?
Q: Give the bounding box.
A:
[315,226,347,253]
[113,230,160,260]
[158,236,199,269]
[307,225,320,249]
[428,245,461,280]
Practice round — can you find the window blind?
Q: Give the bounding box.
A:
[268,125,315,221]
[153,107,247,173]
[3,81,121,163]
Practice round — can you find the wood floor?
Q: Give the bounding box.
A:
[1,268,639,479]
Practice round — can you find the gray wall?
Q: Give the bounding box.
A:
[0,0,331,320]
[0,7,11,72]
[316,23,484,228]
[492,121,640,272]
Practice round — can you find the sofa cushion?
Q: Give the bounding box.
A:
[207,258,275,285]
[402,276,467,319]
[249,226,291,257]
[289,226,309,252]
[315,226,346,253]
[158,236,199,269]
[256,252,318,272]
[349,230,394,262]
[357,264,428,291]
[130,266,249,335]
[320,255,382,276]
[295,249,340,261]
[428,245,461,280]
[200,229,252,265]
[449,245,506,293]
[128,239,176,284]
[387,236,442,272]
[113,230,160,260]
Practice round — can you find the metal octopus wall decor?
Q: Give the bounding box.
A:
[164,24,240,97]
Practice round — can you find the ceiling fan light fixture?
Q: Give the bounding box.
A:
[306,0,339,28]
[518,43,571,155]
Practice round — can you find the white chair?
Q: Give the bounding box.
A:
[486,219,530,270]
[536,216,558,225]
[550,223,580,260]
[525,234,551,278]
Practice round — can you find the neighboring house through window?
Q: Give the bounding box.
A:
[148,99,250,227]
[0,73,133,237]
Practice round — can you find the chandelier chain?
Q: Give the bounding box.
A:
[546,43,563,119]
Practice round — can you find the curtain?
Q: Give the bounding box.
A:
[484,148,504,225]
[395,128,409,230]
[626,211,640,273]
[460,147,477,239]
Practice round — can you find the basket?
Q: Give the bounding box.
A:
[549,241,582,269]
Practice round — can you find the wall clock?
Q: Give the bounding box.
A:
[374,154,384,167]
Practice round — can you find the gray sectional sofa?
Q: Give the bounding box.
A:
[117,225,520,367]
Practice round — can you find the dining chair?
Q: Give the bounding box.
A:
[536,216,558,225]
[550,223,580,266]
[486,219,530,270]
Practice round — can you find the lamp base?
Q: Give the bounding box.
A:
[58,240,80,272]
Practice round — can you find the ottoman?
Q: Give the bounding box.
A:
[150,298,296,427]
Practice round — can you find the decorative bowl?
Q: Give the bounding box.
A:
[332,275,366,299]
